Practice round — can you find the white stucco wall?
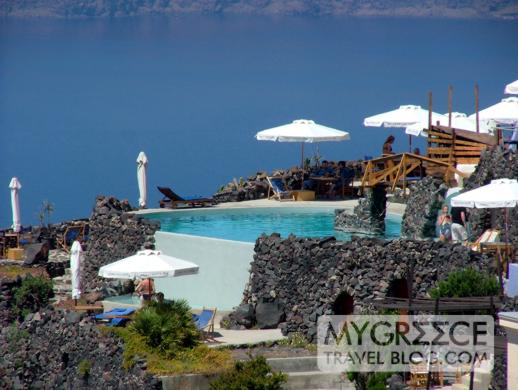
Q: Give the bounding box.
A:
[153,231,254,311]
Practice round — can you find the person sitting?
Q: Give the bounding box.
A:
[328,161,355,198]
[436,204,449,237]
[439,215,453,242]
[303,160,334,190]
[135,278,155,302]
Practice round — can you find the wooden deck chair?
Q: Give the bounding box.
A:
[409,361,429,389]
[266,177,295,201]
[468,229,500,252]
[192,307,217,340]
[56,224,88,253]
[157,186,215,209]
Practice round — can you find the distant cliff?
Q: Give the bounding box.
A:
[2,0,518,19]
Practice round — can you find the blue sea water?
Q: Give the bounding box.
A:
[1,16,517,227]
[142,208,402,243]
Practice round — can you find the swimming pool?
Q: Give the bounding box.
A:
[142,207,401,243]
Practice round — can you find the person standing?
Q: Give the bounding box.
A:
[382,135,395,155]
[136,278,155,302]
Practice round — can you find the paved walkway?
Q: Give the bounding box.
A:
[209,328,286,347]
[135,198,406,216]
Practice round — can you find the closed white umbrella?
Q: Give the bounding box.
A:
[505,80,518,95]
[364,105,443,150]
[98,250,199,279]
[469,97,518,125]
[405,112,492,137]
[450,179,518,209]
[9,177,22,233]
[137,151,148,208]
[70,240,83,302]
[255,119,350,168]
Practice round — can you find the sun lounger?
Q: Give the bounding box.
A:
[94,307,136,326]
[192,307,216,339]
[266,177,295,201]
[468,229,500,252]
[157,186,215,209]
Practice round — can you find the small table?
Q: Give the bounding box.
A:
[292,190,315,201]
[73,305,104,315]
[310,176,337,197]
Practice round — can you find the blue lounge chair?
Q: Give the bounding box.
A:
[95,307,136,327]
[192,307,217,339]
[267,177,295,201]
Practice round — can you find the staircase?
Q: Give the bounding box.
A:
[48,249,72,302]
[267,356,354,390]
[52,268,72,302]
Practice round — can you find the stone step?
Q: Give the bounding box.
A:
[266,357,351,390]
[284,371,352,390]
[54,286,72,294]
[52,276,71,284]
[267,356,320,373]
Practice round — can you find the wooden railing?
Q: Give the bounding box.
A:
[361,152,467,191]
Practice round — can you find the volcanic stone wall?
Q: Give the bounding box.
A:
[0,307,161,389]
[462,147,518,244]
[83,196,160,292]
[0,277,21,327]
[235,235,491,341]
[401,177,448,239]
[334,185,387,234]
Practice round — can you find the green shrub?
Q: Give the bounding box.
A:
[429,268,499,298]
[77,359,91,379]
[13,275,53,319]
[6,325,29,353]
[347,372,393,390]
[210,355,287,390]
[130,299,199,357]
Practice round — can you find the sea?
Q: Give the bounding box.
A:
[1,15,518,227]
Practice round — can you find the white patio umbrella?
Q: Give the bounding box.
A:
[255,119,350,168]
[469,97,518,125]
[451,179,518,281]
[505,80,518,95]
[364,105,443,151]
[70,240,83,301]
[9,177,22,233]
[137,151,148,208]
[98,250,199,279]
[405,112,492,137]
[450,179,518,209]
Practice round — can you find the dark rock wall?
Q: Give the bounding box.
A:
[236,235,491,341]
[0,277,21,327]
[83,196,160,292]
[0,307,161,389]
[462,148,518,245]
[401,177,448,240]
[334,185,386,234]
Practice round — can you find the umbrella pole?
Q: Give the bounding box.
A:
[408,134,412,153]
[505,208,510,278]
[301,143,305,170]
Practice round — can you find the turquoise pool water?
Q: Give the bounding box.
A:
[142,207,401,243]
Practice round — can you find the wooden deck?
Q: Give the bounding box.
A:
[361,125,498,191]
[361,152,466,191]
